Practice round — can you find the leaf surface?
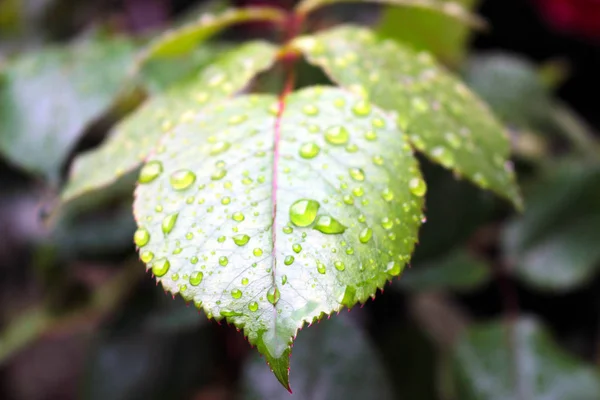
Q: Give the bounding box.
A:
[0,37,136,180]
[137,7,285,63]
[378,0,479,66]
[452,317,600,399]
[62,41,278,203]
[133,86,424,388]
[241,314,394,399]
[502,163,600,290]
[295,0,484,28]
[293,26,521,208]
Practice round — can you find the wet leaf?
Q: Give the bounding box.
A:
[241,314,394,399]
[399,249,491,292]
[296,0,484,28]
[293,26,521,208]
[0,37,136,181]
[137,7,285,63]
[502,163,600,291]
[378,0,479,66]
[133,87,424,388]
[62,41,278,203]
[452,317,600,399]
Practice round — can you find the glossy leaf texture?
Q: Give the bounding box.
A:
[296,0,484,28]
[452,317,600,399]
[137,7,285,63]
[0,37,136,181]
[241,314,394,399]
[62,41,278,204]
[378,0,479,66]
[293,26,522,209]
[133,86,425,388]
[502,163,600,291]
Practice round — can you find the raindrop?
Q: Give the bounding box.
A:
[232,212,245,222]
[231,289,242,299]
[267,286,280,304]
[284,255,295,265]
[189,271,203,286]
[141,251,154,263]
[343,195,354,205]
[282,226,293,234]
[364,130,377,141]
[359,227,373,243]
[349,168,365,182]
[409,177,427,197]
[134,228,150,247]
[248,302,259,312]
[219,256,229,266]
[313,215,347,234]
[324,126,350,145]
[209,141,231,156]
[152,258,170,277]
[352,100,372,116]
[211,169,227,180]
[385,261,402,276]
[253,248,263,257]
[316,262,326,274]
[242,277,249,285]
[381,217,394,230]
[139,161,163,184]
[299,142,321,159]
[170,169,196,191]
[289,199,320,227]
[162,213,178,234]
[381,187,394,202]
[232,234,250,246]
[282,275,288,285]
[334,261,345,271]
[303,104,319,116]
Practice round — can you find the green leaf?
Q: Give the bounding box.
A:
[463,53,554,130]
[62,41,278,204]
[378,0,479,66]
[0,37,136,181]
[241,314,394,399]
[452,317,600,399]
[399,249,491,292]
[293,26,522,209]
[502,163,600,291]
[137,7,285,63]
[295,0,484,28]
[133,86,424,388]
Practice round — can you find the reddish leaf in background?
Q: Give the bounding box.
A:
[533,0,600,39]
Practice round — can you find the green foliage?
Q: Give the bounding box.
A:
[4,0,561,393]
[292,26,522,208]
[241,315,394,399]
[452,318,600,399]
[0,36,136,181]
[502,163,600,291]
[378,0,479,66]
[133,87,424,387]
[62,41,278,203]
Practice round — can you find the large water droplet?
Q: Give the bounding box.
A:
[313,215,347,234]
[303,104,319,116]
[152,258,170,277]
[381,187,394,202]
[284,255,295,265]
[299,142,320,159]
[232,212,245,222]
[324,126,350,145]
[385,261,402,276]
[162,213,178,234]
[209,141,231,156]
[231,289,242,299]
[139,161,163,184]
[316,261,326,274]
[381,217,394,230]
[334,261,345,271]
[141,251,154,263]
[267,286,280,304]
[359,227,372,243]
[289,199,320,227]
[248,301,259,312]
[409,177,427,197]
[292,244,302,253]
[219,256,228,266]
[352,99,372,116]
[349,168,365,182]
[253,248,263,257]
[211,168,227,180]
[190,271,203,286]
[232,234,250,246]
[170,169,196,191]
[220,309,242,317]
[134,228,150,247]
